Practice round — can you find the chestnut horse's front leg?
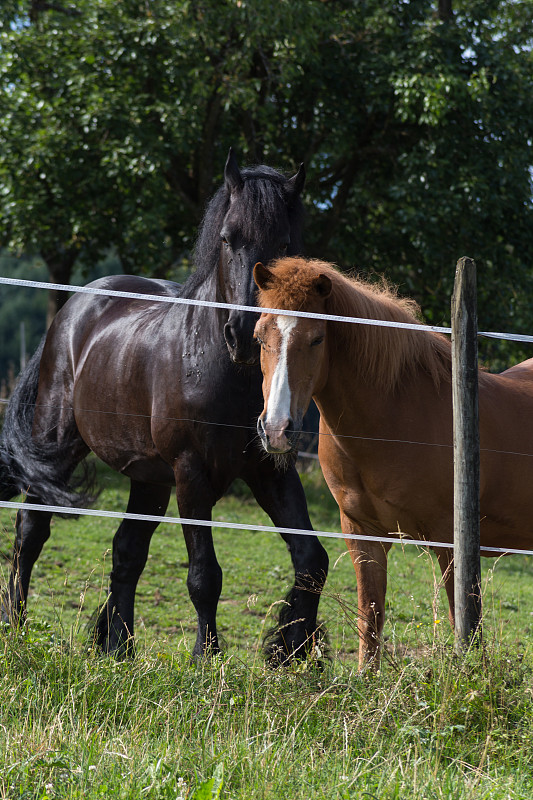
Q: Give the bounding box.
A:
[435,547,455,628]
[340,511,391,668]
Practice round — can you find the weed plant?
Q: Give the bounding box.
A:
[1,463,533,798]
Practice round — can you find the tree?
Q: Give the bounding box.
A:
[0,0,532,358]
[0,253,47,394]
[306,0,533,363]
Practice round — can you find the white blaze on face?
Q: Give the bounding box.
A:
[266,314,297,427]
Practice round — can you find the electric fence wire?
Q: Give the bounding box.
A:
[2,274,533,555]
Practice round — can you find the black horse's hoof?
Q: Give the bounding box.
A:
[190,641,222,663]
[0,597,26,629]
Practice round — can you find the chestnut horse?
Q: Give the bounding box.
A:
[254,256,533,666]
[0,155,329,663]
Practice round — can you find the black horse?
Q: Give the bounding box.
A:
[0,150,328,662]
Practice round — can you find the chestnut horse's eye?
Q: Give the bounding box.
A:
[255,335,265,348]
[311,336,324,347]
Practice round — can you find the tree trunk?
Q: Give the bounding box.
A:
[438,0,453,21]
[42,248,78,329]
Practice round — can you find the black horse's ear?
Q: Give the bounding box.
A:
[225,147,244,194]
[254,262,274,290]
[313,274,332,298]
[286,163,306,197]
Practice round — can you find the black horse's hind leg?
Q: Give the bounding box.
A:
[92,480,171,657]
[245,462,329,664]
[1,500,52,624]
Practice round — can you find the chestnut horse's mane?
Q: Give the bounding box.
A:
[259,257,453,394]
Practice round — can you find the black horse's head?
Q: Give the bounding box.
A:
[193,148,305,365]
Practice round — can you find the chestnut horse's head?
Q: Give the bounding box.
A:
[253,258,332,453]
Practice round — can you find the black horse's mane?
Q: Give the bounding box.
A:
[181,166,305,299]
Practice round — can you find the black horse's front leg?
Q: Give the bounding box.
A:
[245,460,329,664]
[174,463,222,659]
[181,521,223,658]
[93,480,171,657]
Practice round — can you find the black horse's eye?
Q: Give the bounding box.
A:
[279,242,289,255]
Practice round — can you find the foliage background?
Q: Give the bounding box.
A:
[0,0,532,375]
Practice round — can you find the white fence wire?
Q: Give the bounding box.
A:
[1,272,533,555]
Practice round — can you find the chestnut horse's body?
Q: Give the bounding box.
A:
[0,158,329,663]
[254,256,533,665]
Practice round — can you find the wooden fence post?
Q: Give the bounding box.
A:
[451,256,482,653]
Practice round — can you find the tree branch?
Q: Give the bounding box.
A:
[29,1,81,21]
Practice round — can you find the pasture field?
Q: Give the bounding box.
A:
[1,462,533,799]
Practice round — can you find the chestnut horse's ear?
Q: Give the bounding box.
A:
[313,274,332,298]
[285,163,305,198]
[224,147,244,194]
[253,262,274,290]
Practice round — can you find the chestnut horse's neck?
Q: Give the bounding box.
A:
[326,281,452,395]
[316,329,451,433]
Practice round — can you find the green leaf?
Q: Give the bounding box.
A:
[191,764,224,800]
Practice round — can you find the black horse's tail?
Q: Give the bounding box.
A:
[0,339,97,509]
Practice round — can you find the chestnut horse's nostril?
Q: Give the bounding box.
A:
[257,414,295,454]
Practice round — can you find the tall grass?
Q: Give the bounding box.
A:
[2,465,533,797]
[1,619,533,799]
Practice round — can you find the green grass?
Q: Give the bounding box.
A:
[1,462,533,798]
